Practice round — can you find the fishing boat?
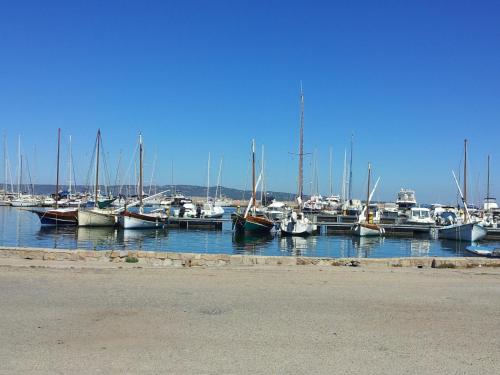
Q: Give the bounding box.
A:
[232,140,274,234]
[438,139,487,242]
[352,163,384,237]
[78,130,116,227]
[117,134,165,229]
[32,129,78,225]
[280,86,314,236]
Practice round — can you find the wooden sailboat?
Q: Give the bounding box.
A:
[438,139,487,242]
[352,163,384,237]
[280,85,314,236]
[33,129,78,225]
[117,134,165,229]
[78,130,116,227]
[232,140,274,234]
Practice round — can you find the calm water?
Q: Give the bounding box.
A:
[0,206,496,258]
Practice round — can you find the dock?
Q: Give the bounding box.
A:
[166,217,228,230]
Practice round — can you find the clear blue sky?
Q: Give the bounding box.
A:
[1,0,499,204]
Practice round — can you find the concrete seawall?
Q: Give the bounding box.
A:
[1,246,500,268]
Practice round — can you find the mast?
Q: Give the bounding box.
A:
[298,83,304,200]
[17,135,20,197]
[55,128,61,209]
[252,139,256,211]
[348,133,353,201]
[365,163,371,223]
[486,154,490,204]
[20,154,23,196]
[342,148,347,202]
[329,146,333,196]
[215,157,223,200]
[206,152,211,202]
[94,129,101,208]
[3,132,6,194]
[68,135,72,195]
[463,139,468,222]
[139,133,143,210]
[260,145,265,204]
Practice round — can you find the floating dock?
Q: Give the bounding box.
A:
[166,217,227,230]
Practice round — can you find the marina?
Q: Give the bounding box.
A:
[2,205,500,258]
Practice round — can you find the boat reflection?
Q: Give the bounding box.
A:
[116,228,168,250]
[279,235,317,256]
[76,227,118,249]
[36,225,78,248]
[232,232,275,254]
[409,239,431,257]
[351,236,385,258]
[438,239,469,256]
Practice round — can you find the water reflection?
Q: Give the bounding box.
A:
[351,236,385,258]
[116,228,168,251]
[279,236,317,256]
[37,226,78,249]
[410,239,431,257]
[77,227,118,249]
[232,232,275,255]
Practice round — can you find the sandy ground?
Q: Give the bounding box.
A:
[0,261,499,374]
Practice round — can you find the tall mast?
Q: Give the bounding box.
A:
[486,154,490,202]
[94,129,101,208]
[206,152,211,202]
[139,133,143,209]
[252,139,256,210]
[17,135,20,196]
[55,128,61,209]
[365,163,371,223]
[348,133,353,201]
[342,148,347,201]
[260,145,265,204]
[298,83,304,200]
[3,132,6,194]
[463,139,468,222]
[68,135,72,195]
[20,154,23,195]
[329,146,333,196]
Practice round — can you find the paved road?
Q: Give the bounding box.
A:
[0,264,499,374]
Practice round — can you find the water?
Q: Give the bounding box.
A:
[0,206,496,258]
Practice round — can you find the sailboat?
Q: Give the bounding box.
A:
[438,139,487,242]
[232,140,274,234]
[352,163,384,237]
[117,134,166,229]
[201,152,224,218]
[32,129,79,225]
[78,130,116,227]
[280,85,314,236]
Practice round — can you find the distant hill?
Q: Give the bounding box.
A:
[24,184,297,202]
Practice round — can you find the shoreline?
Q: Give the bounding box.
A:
[1,245,499,269]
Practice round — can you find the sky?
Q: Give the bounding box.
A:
[0,0,499,205]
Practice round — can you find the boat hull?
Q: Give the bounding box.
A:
[233,214,274,234]
[280,218,313,237]
[438,223,487,242]
[118,211,165,229]
[352,223,384,237]
[78,209,116,227]
[33,209,79,226]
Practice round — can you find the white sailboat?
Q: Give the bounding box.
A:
[201,152,224,219]
[280,85,314,236]
[438,139,487,242]
[352,163,384,237]
[117,134,165,229]
[78,130,116,227]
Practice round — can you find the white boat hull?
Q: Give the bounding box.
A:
[438,223,487,242]
[78,209,116,227]
[352,223,384,237]
[280,218,313,236]
[118,213,163,229]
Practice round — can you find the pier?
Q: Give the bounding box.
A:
[165,217,227,230]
